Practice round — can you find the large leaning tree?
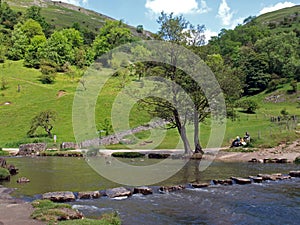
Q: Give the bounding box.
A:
[134,12,224,155]
[27,110,57,138]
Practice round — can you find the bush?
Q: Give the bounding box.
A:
[236,99,259,113]
[0,150,9,156]
[112,152,145,158]
[0,168,10,180]
[295,156,300,164]
[32,200,121,225]
[58,212,121,225]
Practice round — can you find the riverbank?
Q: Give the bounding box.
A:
[0,186,45,225]
[3,139,300,163]
[215,139,300,162]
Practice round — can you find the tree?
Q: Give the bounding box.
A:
[27,110,57,138]
[0,33,6,63]
[8,19,46,61]
[0,1,18,29]
[39,28,84,69]
[236,99,259,113]
[92,20,133,59]
[24,34,46,68]
[24,6,50,35]
[136,25,143,33]
[39,60,56,84]
[136,12,209,155]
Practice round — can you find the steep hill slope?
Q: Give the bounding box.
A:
[5,0,152,38]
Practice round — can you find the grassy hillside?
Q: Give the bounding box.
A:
[254,5,300,32]
[5,0,151,38]
[0,60,299,148]
[0,2,299,149]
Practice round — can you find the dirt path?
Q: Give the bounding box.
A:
[0,186,45,225]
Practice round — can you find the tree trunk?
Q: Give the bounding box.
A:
[45,125,53,138]
[174,109,192,155]
[180,126,192,155]
[193,110,204,154]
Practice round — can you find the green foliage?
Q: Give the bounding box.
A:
[0,38,6,63]
[0,149,9,156]
[0,1,18,29]
[290,80,297,93]
[27,110,57,138]
[39,60,57,84]
[8,19,46,61]
[97,118,113,136]
[31,200,121,225]
[0,76,8,90]
[58,212,121,225]
[39,151,83,157]
[0,167,10,180]
[112,152,145,158]
[236,99,259,113]
[136,24,143,33]
[31,199,74,223]
[295,156,300,164]
[24,34,46,68]
[24,6,50,35]
[92,20,133,58]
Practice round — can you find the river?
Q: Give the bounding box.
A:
[1,157,300,224]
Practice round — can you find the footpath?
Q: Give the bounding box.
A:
[0,186,45,225]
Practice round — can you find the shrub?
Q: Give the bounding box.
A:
[0,150,9,156]
[112,152,145,158]
[236,99,259,113]
[136,25,144,33]
[295,156,300,164]
[0,168,10,180]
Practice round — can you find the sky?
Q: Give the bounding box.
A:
[59,0,300,41]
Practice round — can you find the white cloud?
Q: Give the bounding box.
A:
[58,0,88,6]
[259,1,296,15]
[204,29,218,43]
[145,0,210,15]
[217,0,233,26]
[230,17,245,29]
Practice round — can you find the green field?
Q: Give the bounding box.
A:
[0,60,299,148]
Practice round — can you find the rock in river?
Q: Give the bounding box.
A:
[133,187,153,195]
[190,183,210,188]
[106,187,132,198]
[289,171,300,177]
[231,177,252,185]
[42,191,76,202]
[77,191,101,199]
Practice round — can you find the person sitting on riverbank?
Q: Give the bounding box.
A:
[231,136,241,147]
[244,132,250,142]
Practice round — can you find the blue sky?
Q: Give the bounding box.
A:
[60,0,300,40]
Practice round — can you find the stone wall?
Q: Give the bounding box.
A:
[19,143,47,156]
[80,120,167,148]
[61,142,78,149]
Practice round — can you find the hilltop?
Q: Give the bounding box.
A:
[5,0,152,38]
